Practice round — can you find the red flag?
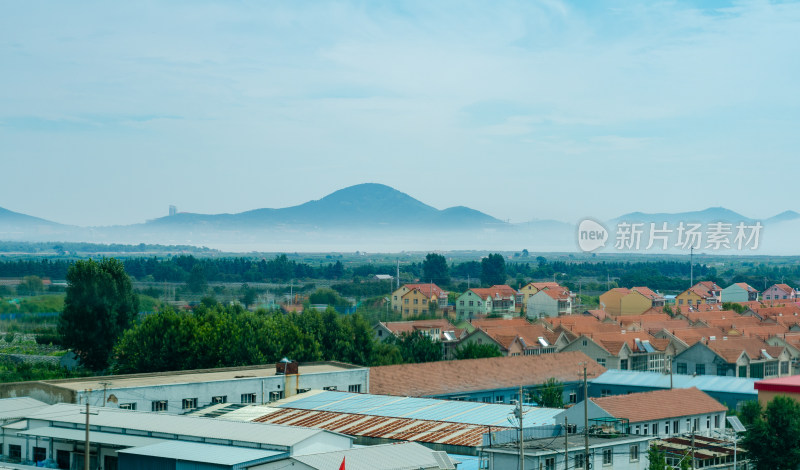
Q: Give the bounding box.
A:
[339,456,345,470]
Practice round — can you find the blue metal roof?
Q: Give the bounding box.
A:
[590,369,758,395]
[277,391,561,426]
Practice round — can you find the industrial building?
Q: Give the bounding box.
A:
[0,361,368,414]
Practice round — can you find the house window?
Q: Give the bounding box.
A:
[679,299,684,305]
[569,392,577,403]
[182,398,198,409]
[676,362,687,374]
[673,420,679,434]
[717,364,728,376]
[603,448,613,465]
[751,363,765,379]
[119,403,136,410]
[781,361,790,375]
[545,457,555,470]
[630,444,639,462]
[460,300,464,306]
[269,391,284,401]
[393,295,397,300]
[620,359,628,370]
[413,309,418,314]
[324,386,338,391]
[151,400,168,412]
[634,425,640,434]
[596,358,606,367]
[715,415,720,428]
[765,362,778,377]
[644,424,649,435]
[33,446,46,463]
[348,384,362,393]
[413,298,418,305]
[8,444,21,462]
[404,299,409,304]
[582,339,588,346]
[482,397,492,403]
[665,422,670,435]
[601,389,611,397]
[241,393,257,404]
[496,395,504,403]
[211,395,227,404]
[696,364,705,375]
[469,301,474,306]
[574,453,585,469]
[707,416,711,429]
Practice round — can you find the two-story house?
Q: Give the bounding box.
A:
[599,286,666,316]
[560,331,672,372]
[557,388,728,439]
[457,317,569,356]
[762,283,798,303]
[391,283,448,316]
[455,285,517,320]
[672,336,790,378]
[675,281,723,308]
[373,319,465,359]
[720,283,759,303]
[526,286,573,318]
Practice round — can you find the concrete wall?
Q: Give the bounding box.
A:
[77,368,369,413]
[720,285,748,303]
[620,293,652,316]
[0,381,75,405]
[526,292,557,319]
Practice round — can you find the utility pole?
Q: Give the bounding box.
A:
[564,416,569,470]
[100,382,111,406]
[583,364,589,470]
[80,389,98,470]
[518,385,525,470]
[690,247,694,287]
[690,422,696,470]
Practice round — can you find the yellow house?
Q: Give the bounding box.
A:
[519,282,561,305]
[392,283,447,314]
[400,287,437,318]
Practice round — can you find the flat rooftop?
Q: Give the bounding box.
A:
[43,362,363,391]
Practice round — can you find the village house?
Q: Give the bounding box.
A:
[390,283,447,315]
[719,282,759,303]
[599,286,665,316]
[557,387,728,439]
[455,285,517,320]
[526,286,573,318]
[762,283,798,302]
[671,336,790,378]
[456,317,569,357]
[675,281,722,308]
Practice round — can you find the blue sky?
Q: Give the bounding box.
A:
[1,0,798,226]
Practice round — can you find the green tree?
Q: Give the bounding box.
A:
[529,378,564,408]
[647,446,667,470]
[58,258,139,370]
[722,302,746,314]
[16,275,44,296]
[742,396,800,470]
[240,284,258,308]
[389,331,442,363]
[423,253,450,286]
[481,254,507,286]
[453,342,503,360]
[186,264,208,293]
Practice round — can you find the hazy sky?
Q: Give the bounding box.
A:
[2,0,799,227]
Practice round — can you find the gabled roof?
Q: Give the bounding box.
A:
[401,283,447,298]
[379,320,463,342]
[467,285,517,301]
[591,387,726,423]
[665,327,729,346]
[538,287,571,301]
[369,351,606,397]
[470,318,559,349]
[580,331,667,355]
[703,336,784,363]
[290,442,457,470]
[769,283,796,294]
[631,286,664,301]
[731,283,758,293]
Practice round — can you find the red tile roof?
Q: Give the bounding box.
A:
[631,286,664,300]
[592,388,726,423]
[403,283,447,298]
[369,351,606,397]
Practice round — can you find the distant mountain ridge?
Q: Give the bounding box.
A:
[146,183,505,229]
[0,184,798,252]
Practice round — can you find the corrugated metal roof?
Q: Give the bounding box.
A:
[252,408,496,447]
[591,369,758,395]
[118,441,287,466]
[292,441,456,470]
[25,403,349,449]
[20,426,165,448]
[0,397,48,419]
[270,390,561,427]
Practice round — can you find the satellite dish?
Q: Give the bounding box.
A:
[727,416,746,432]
